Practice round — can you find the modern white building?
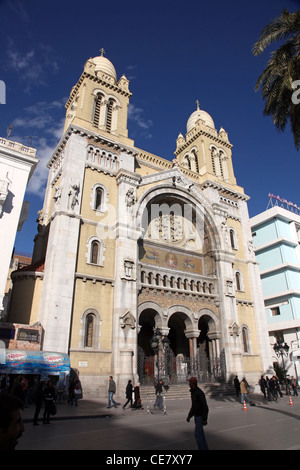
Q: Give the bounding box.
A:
[251,195,300,380]
[0,137,38,319]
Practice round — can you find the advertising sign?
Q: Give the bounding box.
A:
[0,349,70,376]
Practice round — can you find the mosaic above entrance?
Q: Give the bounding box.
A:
[139,245,203,274]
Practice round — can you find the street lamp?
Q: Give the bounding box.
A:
[273,339,290,394]
[150,328,170,381]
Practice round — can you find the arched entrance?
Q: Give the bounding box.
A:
[137,305,199,384]
[196,312,226,382]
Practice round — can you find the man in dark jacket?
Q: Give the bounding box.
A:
[186,377,209,450]
[107,376,120,408]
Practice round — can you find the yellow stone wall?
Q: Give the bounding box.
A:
[8,276,43,325]
[69,278,114,375]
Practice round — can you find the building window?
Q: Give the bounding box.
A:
[242,327,250,353]
[17,329,39,342]
[106,99,114,133]
[92,184,108,213]
[90,240,100,264]
[95,187,103,211]
[81,309,101,349]
[271,307,280,317]
[93,93,103,127]
[87,237,105,266]
[85,313,95,347]
[229,229,237,250]
[235,271,242,291]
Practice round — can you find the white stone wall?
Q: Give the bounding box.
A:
[0,138,37,317]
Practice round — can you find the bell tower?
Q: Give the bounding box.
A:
[64,49,133,147]
[174,101,237,187]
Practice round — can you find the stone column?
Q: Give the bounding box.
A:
[112,160,141,393]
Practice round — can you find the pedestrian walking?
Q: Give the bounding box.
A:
[269,375,279,400]
[133,383,143,409]
[73,379,83,407]
[186,377,209,450]
[259,375,267,399]
[233,375,240,397]
[291,376,298,396]
[265,376,272,400]
[107,376,120,408]
[275,375,283,398]
[33,380,45,425]
[154,379,164,411]
[43,380,56,424]
[122,380,133,409]
[240,378,251,404]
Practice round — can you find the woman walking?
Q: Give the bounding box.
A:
[122,380,133,409]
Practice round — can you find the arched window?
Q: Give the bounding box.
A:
[95,187,103,211]
[81,309,101,349]
[90,240,100,264]
[106,98,114,133]
[242,327,250,353]
[229,229,237,250]
[93,93,103,127]
[85,313,95,347]
[92,184,107,213]
[87,237,105,266]
[235,271,241,291]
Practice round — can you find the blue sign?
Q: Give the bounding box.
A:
[0,349,70,376]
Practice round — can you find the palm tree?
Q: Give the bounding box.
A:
[253,9,300,150]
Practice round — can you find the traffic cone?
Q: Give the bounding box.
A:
[242,400,247,410]
[289,396,294,406]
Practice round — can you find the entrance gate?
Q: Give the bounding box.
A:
[137,347,226,385]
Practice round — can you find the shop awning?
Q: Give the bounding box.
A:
[0,349,70,376]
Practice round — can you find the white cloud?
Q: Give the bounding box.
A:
[11,100,66,196]
[5,38,60,92]
[128,103,153,139]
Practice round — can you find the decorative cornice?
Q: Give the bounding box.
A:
[200,180,249,201]
[47,124,138,168]
[174,128,232,156]
[65,71,132,108]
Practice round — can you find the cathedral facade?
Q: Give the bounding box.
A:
[9,52,273,396]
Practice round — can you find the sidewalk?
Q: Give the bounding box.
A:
[21,391,274,424]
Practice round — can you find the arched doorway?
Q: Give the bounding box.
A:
[137,307,158,383]
[197,312,226,382]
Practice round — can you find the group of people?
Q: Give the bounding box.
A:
[107,375,209,450]
[107,376,143,410]
[259,375,298,400]
[108,376,169,411]
[233,376,253,404]
[234,374,299,403]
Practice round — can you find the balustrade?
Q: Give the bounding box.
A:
[87,146,119,172]
[140,264,216,297]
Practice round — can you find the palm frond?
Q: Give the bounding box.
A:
[253,9,300,56]
[253,10,300,150]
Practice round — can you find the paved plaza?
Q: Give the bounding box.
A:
[16,391,300,451]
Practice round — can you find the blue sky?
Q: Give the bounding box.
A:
[0,0,299,255]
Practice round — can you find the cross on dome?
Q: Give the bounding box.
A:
[99,48,106,57]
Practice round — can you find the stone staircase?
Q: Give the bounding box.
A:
[140,382,236,401]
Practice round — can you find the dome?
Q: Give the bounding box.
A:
[92,54,117,82]
[186,105,215,133]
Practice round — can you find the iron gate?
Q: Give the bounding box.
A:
[137,347,226,385]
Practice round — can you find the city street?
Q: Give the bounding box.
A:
[17,393,300,452]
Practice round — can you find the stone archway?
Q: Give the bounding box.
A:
[137,302,168,383]
[197,309,225,382]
